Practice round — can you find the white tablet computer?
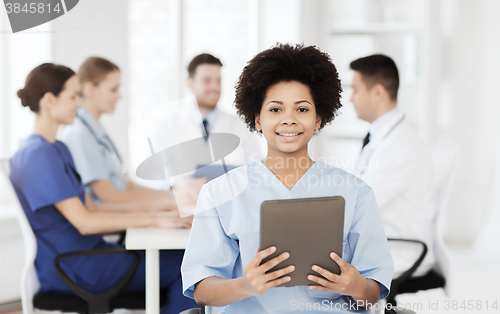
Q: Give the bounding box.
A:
[260,196,345,287]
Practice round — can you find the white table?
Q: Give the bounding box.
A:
[125,227,190,314]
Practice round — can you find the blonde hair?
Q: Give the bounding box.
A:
[78,57,119,95]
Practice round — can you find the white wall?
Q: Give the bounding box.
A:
[439,0,500,246]
[52,0,130,166]
[0,6,52,304]
[0,8,51,158]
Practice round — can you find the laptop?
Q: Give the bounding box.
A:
[260,196,345,287]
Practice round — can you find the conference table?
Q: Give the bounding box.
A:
[125,227,191,314]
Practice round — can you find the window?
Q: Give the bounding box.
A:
[129,0,254,117]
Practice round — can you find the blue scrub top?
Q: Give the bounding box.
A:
[181,161,394,313]
[9,135,124,293]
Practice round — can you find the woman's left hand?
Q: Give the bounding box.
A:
[307,252,367,299]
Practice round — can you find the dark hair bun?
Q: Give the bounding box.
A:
[17,89,29,107]
[18,63,75,112]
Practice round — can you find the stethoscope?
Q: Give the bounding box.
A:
[357,114,406,175]
[76,112,127,175]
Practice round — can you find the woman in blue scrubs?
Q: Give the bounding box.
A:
[181,44,394,313]
[10,63,198,313]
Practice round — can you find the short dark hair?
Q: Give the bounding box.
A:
[349,54,399,101]
[187,53,223,78]
[17,63,75,113]
[234,43,342,132]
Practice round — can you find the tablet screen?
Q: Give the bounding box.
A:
[260,196,345,287]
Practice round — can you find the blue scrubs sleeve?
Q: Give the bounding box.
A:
[348,184,394,299]
[14,145,80,212]
[181,185,240,299]
[61,125,109,185]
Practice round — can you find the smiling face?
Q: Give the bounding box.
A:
[46,75,81,124]
[255,81,321,159]
[188,64,221,112]
[85,70,122,115]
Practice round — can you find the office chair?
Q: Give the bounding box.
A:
[180,308,207,314]
[0,158,167,314]
[386,141,460,305]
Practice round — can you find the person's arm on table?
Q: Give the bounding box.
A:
[126,179,172,194]
[84,193,183,213]
[90,180,175,203]
[90,177,206,208]
[193,246,294,307]
[55,196,192,235]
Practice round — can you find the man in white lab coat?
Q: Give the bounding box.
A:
[350,54,437,278]
[148,54,262,189]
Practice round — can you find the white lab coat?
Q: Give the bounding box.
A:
[352,108,437,278]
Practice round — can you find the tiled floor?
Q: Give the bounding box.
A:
[1,310,21,314]
[0,302,21,314]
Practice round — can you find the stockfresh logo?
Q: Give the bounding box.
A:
[3,0,79,33]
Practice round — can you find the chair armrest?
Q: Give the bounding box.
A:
[53,248,140,314]
[387,238,428,284]
[179,309,202,314]
[386,238,427,304]
[386,308,417,314]
[102,230,127,245]
[117,230,126,245]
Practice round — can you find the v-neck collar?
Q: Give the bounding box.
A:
[251,160,319,199]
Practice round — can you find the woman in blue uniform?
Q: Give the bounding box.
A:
[10,63,198,313]
[59,57,204,206]
[181,44,393,313]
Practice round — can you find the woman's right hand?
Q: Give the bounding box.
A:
[241,246,295,296]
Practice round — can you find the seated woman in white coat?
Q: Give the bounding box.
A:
[181,44,394,313]
[60,57,204,210]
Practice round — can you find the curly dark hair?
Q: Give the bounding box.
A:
[234,43,342,132]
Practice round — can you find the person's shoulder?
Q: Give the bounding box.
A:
[379,119,429,158]
[391,119,425,144]
[316,160,366,182]
[315,160,372,195]
[217,109,248,129]
[216,108,235,119]
[15,135,54,158]
[59,118,92,143]
[10,136,61,173]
